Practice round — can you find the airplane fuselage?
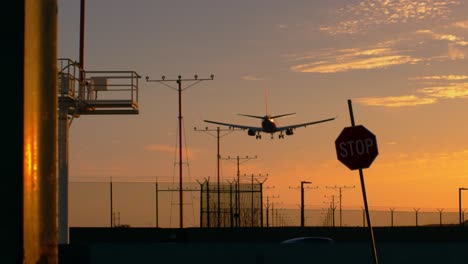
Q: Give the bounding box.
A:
[261,115,277,133]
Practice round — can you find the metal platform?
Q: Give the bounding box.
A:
[58,58,140,115]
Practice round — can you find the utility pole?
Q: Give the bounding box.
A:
[245,173,267,227]
[110,177,113,227]
[194,126,240,227]
[146,74,214,228]
[437,208,443,226]
[300,181,310,227]
[326,185,355,227]
[255,177,269,227]
[155,179,159,228]
[459,187,467,225]
[221,155,257,227]
[324,195,337,227]
[414,208,420,227]
[389,208,395,227]
[227,179,235,228]
[265,195,279,227]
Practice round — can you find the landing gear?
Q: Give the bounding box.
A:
[255,133,262,139]
[278,133,284,139]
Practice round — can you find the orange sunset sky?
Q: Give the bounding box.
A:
[59,0,468,220]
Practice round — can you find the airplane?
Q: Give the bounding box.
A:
[203,103,336,139]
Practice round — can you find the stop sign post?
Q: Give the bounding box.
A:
[335,125,378,170]
[336,99,379,264]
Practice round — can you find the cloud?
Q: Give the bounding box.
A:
[417,83,468,98]
[320,0,460,35]
[356,81,468,107]
[448,43,467,59]
[409,75,468,81]
[452,20,468,29]
[289,46,422,73]
[241,75,265,81]
[354,95,437,107]
[416,29,468,46]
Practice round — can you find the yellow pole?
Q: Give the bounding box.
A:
[24,0,58,263]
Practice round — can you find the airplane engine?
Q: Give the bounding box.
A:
[248,129,256,136]
[286,128,294,136]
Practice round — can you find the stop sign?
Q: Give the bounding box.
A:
[335,125,378,170]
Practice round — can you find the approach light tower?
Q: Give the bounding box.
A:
[221,155,258,227]
[326,185,355,227]
[146,74,214,228]
[194,126,241,227]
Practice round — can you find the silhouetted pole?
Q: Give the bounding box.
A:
[347,99,378,264]
[331,196,336,227]
[265,195,279,227]
[272,203,275,227]
[227,179,235,227]
[437,208,443,226]
[110,177,113,227]
[324,195,337,227]
[414,208,420,227]
[255,177,268,227]
[389,208,395,227]
[221,155,257,227]
[24,0,58,260]
[194,126,240,227]
[326,185,355,227]
[300,181,311,227]
[197,179,205,228]
[460,187,468,225]
[206,178,210,227]
[266,196,270,227]
[155,180,159,228]
[147,75,213,228]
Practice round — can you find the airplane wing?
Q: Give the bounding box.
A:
[203,120,263,131]
[276,117,336,131]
